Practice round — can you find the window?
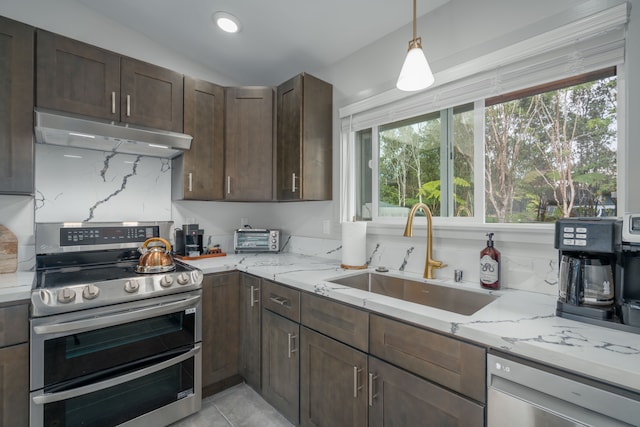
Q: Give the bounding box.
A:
[353,70,617,223]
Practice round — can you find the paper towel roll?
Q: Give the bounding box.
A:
[341,221,367,269]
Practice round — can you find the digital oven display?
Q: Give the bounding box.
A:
[60,226,158,246]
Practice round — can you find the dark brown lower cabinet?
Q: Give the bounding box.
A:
[300,327,368,427]
[0,343,29,427]
[368,356,484,427]
[239,273,262,391]
[262,309,299,424]
[202,272,241,396]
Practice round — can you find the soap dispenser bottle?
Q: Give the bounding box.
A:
[480,232,500,289]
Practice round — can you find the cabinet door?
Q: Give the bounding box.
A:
[276,74,302,200]
[239,273,261,391]
[370,314,486,402]
[300,327,367,427]
[0,343,29,427]
[178,77,225,200]
[369,357,484,427]
[36,30,120,121]
[120,57,184,132]
[277,73,332,201]
[202,272,240,396]
[225,86,274,201]
[0,17,34,195]
[262,309,299,424]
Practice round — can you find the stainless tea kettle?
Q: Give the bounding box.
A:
[136,237,176,273]
[559,254,614,306]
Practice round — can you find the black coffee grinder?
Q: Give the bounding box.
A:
[174,223,204,256]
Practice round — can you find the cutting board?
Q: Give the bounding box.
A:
[0,225,18,274]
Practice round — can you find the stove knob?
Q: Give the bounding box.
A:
[83,284,100,300]
[124,280,140,293]
[57,287,76,304]
[177,272,190,285]
[160,275,174,288]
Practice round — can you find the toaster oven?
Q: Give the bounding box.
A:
[234,229,280,253]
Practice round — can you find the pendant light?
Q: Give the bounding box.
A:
[396,0,434,91]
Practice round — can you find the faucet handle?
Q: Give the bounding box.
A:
[431,260,447,269]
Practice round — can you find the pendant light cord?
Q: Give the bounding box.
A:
[412,0,417,42]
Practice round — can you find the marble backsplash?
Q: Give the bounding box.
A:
[281,234,559,296]
[35,144,172,223]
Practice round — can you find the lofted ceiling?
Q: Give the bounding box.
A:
[75,0,449,86]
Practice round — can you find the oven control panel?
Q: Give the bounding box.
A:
[60,226,158,246]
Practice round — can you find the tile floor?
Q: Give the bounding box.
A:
[170,383,294,427]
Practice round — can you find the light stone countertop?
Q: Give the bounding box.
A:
[2,253,638,394]
[0,271,33,305]
[187,252,640,395]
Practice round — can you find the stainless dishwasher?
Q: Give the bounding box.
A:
[487,352,640,426]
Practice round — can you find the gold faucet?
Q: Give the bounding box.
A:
[403,203,446,279]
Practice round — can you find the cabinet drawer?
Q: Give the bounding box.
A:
[301,293,368,352]
[262,281,300,322]
[370,314,486,403]
[0,304,29,347]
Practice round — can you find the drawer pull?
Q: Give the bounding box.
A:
[126,94,131,117]
[270,296,288,306]
[368,373,378,406]
[188,173,193,192]
[111,91,116,114]
[287,333,297,359]
[292,173,297,193]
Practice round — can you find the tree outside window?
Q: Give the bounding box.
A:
[485,70,617,223]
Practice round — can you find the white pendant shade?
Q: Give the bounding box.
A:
[396,46,434,91]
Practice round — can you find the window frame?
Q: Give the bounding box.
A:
[343,72,625,234]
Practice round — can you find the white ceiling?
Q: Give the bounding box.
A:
[75,0,449,86]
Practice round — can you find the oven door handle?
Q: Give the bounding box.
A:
[33,294,201,335]
[32,345,201,405]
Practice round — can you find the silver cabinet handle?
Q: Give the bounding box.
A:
[32,345,200,405]
[111,91,116,114]
[269,296,288,306]
[292,173,297,193]
[33,294,201,335]
[368,373,378,406]
[227,176,231,194]
[250,285,260,307]
[353,366,363,398]
[126,94,131,117]
[287,333,297,359]
[188,173,193,192]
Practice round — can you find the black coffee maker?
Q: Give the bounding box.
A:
[174,224,204,256]
[555,217,640,334]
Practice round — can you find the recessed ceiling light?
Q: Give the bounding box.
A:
[212,11,241,33]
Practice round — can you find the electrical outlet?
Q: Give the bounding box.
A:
[322,219,331,235]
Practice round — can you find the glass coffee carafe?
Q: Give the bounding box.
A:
[559,254,614,307]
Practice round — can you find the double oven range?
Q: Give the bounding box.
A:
[30,222,203,427]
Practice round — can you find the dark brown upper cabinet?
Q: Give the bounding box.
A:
[276,73,332,201]
[0,17,34,195]
[173,77,225,200]
[225,86,275,201]
[36,30,183,132]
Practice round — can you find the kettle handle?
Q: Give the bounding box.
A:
[140,237,172,253]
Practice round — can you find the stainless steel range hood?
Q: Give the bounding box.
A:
[34,109,192,158]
